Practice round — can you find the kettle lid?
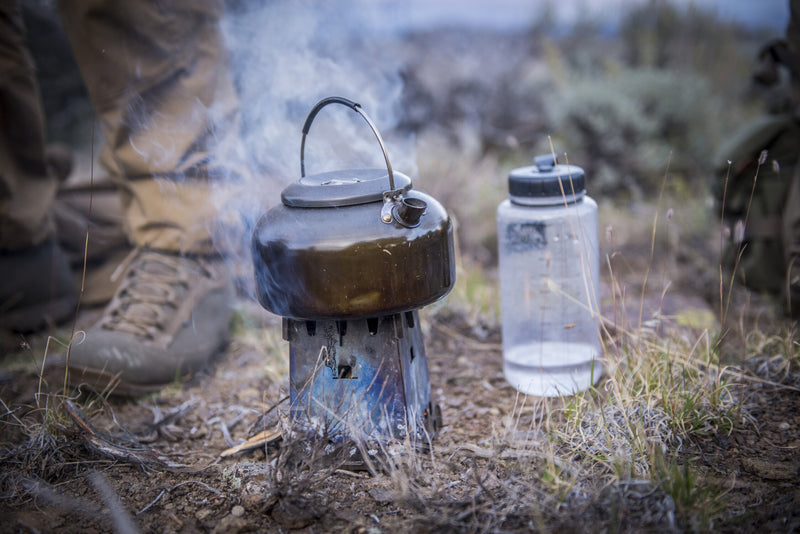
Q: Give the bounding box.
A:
[281,168,412,208]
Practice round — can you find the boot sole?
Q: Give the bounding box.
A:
[63,365,185,397]
[53,336,232,398]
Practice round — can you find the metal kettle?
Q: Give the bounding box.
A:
[251,97,455,320]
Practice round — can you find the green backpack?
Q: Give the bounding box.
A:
[714,112,800,316]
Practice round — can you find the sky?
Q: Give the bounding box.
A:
[366,0,790,34]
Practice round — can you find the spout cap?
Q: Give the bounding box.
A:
[394,197,427,227]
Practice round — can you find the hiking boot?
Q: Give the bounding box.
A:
[64,249,234,396]
[0,238,77,332]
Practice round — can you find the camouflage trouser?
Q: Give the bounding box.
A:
[716,113,800,315]
[0,1,55,250]
[0,0,245,254]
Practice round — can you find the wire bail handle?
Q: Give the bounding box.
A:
[300,96,396,191]
[300,96,425,226]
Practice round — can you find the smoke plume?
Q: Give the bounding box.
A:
[213,0,416,298]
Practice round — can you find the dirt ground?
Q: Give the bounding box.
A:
[4,4,796,532]
[1,252,798,533]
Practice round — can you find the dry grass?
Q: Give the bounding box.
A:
[0,259,796,532]
[2,137,798,532]
[355,140,796,532]
[3,59,798,534]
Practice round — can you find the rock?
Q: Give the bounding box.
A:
[272,498,318,529]
[368,488,394,504]
[195,509,213,521]
[741,457,798,481]
[211,515,250,534]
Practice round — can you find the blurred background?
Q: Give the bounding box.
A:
[21,0,790,289]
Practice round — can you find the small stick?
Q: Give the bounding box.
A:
[220,426,282,458]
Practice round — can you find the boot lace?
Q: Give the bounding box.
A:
[100,249,211,340]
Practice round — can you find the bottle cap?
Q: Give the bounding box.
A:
[508,154,586,205]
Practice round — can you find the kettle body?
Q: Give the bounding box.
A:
[252,168,454,320]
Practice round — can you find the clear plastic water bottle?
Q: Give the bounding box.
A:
[497,154,601,396]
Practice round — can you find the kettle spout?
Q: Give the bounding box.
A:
[395,197,427,227]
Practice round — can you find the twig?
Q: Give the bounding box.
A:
[248,395,289,435]
[220,426,282,458]
[62,400,198,471]
[136,488,166,516]
[0,398,24,427]
[135,480,222,516]
[137,400,197,442]
[334,469,370,478]
[219,420,235,447]
[146,400,196,428]
[169,479,223,495]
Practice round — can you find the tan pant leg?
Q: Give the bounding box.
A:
[0,1,57,250]
[57,0,245,254]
